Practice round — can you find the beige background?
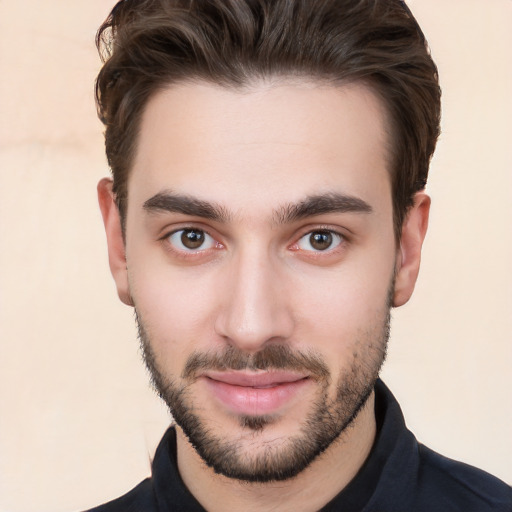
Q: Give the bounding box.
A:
[0,1,511,511]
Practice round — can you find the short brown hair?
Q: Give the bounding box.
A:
[95,0,441,237]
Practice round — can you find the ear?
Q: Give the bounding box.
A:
[393,192,430,307]
[97,178,133,306]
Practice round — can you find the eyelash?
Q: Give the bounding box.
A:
[161,227,223,258]
[292,229,345,253]
[160,226,347,258]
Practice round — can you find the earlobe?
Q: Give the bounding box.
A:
[97,178,133,306]
[393,192,430,307]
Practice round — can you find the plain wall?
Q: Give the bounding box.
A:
[0,1,511,510]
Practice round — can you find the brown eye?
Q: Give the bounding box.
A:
[181,229,205,249]
[310,231,333,250]
[297,230,342,252]
[167,228,216,251]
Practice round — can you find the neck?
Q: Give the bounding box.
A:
[176,392,377,512]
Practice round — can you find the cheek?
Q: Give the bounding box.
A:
[295,276,388,325]
[128,260,221,356]
[289,258,394,356]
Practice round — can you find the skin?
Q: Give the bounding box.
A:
[98,80,429,511]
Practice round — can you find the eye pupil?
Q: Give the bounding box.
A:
[310,231,333,251]
[181,229,205,249]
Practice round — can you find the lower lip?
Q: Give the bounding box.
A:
[203,377,310,416]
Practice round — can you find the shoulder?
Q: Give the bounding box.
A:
[83,478,157,512]
[414,444,512,511]
[370,381,511,512]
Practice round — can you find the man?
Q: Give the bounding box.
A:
[88,0,512,510]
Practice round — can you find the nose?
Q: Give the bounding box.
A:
[214,247,294,352]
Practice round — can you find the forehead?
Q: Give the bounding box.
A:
[128,80,392,219]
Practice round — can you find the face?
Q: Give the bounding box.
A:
[101,80,415,482]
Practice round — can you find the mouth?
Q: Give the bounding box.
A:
[202,371,311,416]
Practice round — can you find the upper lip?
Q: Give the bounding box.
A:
[204,371,308,388]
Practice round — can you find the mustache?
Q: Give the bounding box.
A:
[181,344,329,381]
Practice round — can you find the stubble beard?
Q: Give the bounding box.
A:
[136,301,391,483]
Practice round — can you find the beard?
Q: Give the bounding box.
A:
[136,298,391,483]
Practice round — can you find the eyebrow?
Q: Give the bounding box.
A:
[143,190,372,225]
[143,191,231,222]
[273,193,373,225]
